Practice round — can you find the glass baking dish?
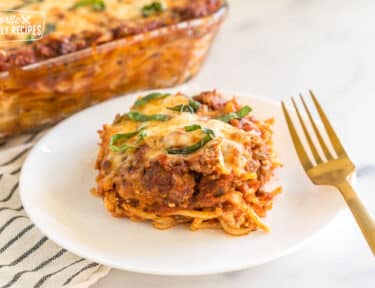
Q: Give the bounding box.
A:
[0,4,227,138]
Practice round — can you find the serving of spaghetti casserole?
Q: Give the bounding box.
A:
[93,90,281,236]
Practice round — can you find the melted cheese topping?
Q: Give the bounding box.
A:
[108,94,261,177]
[0,0,168,48]
[2,0,167,32]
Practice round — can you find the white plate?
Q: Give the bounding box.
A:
[19,87,345,276]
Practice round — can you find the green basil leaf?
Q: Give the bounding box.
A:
[25,35,34,44]
[44,23,56,36]
[110,124,146,152]
[167,104,192,113]
[167,99,200,114]
[70,0,106,11]
[110,126,144,145]
[110,133,136,145]
[142,2,163,17]
[216,105,252,123]
[110,143,136,153]
[184,124,202,132]
[202,128,215,138]
[127,111,169,122]
[184,124,215,137]
[134,92,170,108]
[188,99,200,111]
[137,130,147,143]
[10,0,46,10]
[168,125,215,155]
[167,134,213,155]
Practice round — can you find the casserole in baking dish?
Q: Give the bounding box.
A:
[0,0,227,138]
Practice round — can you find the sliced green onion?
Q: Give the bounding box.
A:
[126,111,170,122]
[216,105,252,123]
[134,92,170,108]
[142,2,163,17]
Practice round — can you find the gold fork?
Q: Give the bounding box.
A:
[282,90,375,255]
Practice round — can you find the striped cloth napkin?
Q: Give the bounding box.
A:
[0,131,110,288]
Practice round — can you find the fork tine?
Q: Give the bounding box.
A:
[309,90,348,157]
[291,97,322,164]
[281,101,314,170]
[300,94,334,160]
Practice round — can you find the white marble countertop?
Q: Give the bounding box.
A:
[93,0,375,286]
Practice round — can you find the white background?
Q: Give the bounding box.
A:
[94,0,375,286]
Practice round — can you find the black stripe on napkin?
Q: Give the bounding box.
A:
[1,249,66,288]
[0,215,27,234]
[63,263,99,286]
[10,167,22,175]
[0,147,30,167]
[23,131,41,145]
[0,182,19,202]
[0,206,23,213]
[0,236,48,268]
[0,224,34,253]
[33,259,85,288]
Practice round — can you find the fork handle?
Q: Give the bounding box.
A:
[337,181,375,255]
